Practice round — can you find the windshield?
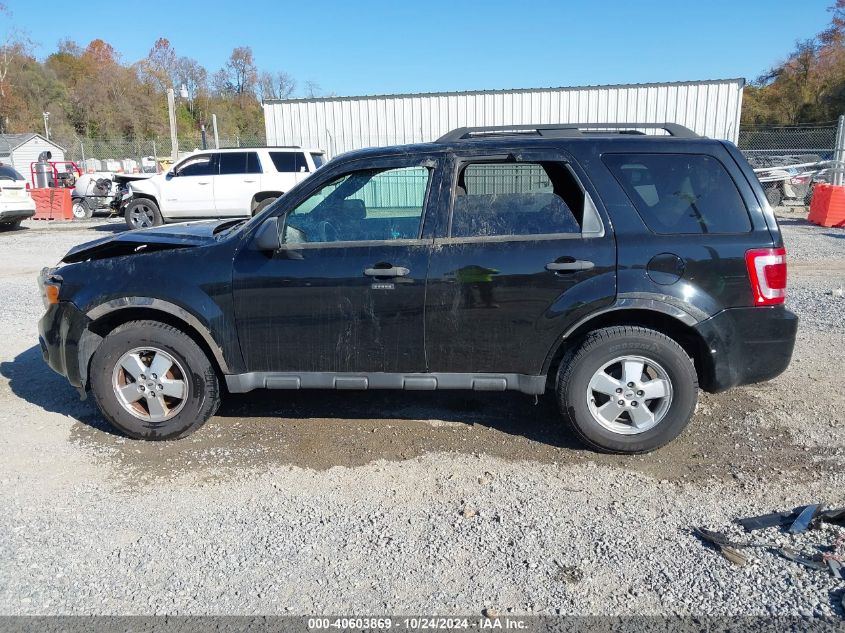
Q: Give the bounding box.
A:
[0,165,24,181]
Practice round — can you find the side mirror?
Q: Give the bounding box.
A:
[254,217,282,251]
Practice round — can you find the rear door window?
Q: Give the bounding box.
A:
[603,153,751,234]
[218,152,262,175]
[270,152,309,173]
[450,162,583,237]
[270,152,295,172]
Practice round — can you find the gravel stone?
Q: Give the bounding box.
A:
[0,214,843,617]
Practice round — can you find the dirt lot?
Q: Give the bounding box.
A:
[0,212,843,617]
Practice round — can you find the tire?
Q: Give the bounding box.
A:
[0,219,23,231]
[556,326,698,454]
[125,198,162,229]
[765,185,783,207]
[89,320,220,440]
[252,197,277,216]
[72,199,93,220]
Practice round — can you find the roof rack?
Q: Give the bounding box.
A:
[435,123,700,142]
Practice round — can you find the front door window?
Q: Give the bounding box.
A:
[284,166,431,244]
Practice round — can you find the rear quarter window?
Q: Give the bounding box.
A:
[603,153,752,234]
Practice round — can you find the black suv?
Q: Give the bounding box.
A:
[38,124,797,453]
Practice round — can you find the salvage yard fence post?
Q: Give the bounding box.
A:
[834,115,845,186]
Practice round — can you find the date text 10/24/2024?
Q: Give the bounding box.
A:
[307,617,529,630]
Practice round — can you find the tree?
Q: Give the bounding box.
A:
[141,38,177,91]
[224,46,258,98]
[258,70,295,101]
[175,56,207,113]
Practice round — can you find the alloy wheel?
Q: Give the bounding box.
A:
[111,347,188,423]
[586,355,673,435]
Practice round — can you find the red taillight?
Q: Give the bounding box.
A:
[25,182,30,191]
[745,247,787,305]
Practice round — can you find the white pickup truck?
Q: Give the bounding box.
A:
[122,147,325,229]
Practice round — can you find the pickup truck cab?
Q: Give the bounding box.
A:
[123,147,325,229]
[39,124,797,453]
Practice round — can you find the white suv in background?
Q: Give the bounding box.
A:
[0,163,36,230]
[122,147,325,229]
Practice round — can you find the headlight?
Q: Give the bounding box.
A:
[39,268,62,308]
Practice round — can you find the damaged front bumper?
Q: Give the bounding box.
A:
[38,300,96,397]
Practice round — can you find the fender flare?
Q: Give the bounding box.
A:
[84,297,232,374]
[541,295,707,375]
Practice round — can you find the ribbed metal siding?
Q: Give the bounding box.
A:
[265,79,744,158]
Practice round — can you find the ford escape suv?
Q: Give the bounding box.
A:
[38,123,797,453]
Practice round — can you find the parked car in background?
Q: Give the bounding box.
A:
[121,147,325,229]
[0,163,36,229]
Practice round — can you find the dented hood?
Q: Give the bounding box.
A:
[62,220,230,263]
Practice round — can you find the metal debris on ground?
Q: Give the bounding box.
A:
[736,504,845,532]
[778,547,828,571]
[788,503,821,534]
[693,527,749,566]
[736,507,804,531]
[699,504,845,581]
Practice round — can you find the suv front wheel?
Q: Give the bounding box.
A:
[556,326,698,453]
[125,198,162,229]
[89,320,220,440]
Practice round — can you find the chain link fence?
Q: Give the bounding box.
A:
[737,121,845,205]
[57,133,265,174]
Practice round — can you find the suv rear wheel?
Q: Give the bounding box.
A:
[556,326,698,453]
[89,320,220,440]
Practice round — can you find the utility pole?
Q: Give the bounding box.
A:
[42,112,50,140]
[167,88,178,162]
[212,114,220,149]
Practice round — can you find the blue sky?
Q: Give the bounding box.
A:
[4,0,835,97]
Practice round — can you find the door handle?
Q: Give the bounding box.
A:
[364,266,410,277]
[244,179,257,183]
[198,181,210,185]
[546,259,595,272]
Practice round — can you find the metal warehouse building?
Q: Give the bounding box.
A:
[264,78,745,158]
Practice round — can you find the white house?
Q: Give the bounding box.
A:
[0,133,66,182]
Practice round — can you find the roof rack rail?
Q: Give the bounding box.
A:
[435,123,700,142]
[214,145,303,150]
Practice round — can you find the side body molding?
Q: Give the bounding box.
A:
[85,296,232,374]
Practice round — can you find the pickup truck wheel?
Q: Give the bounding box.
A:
[72,199,93,220]
[89,320,220,440]
[556,326,698,454]
[252,197,277,216]
[125,198,162,229]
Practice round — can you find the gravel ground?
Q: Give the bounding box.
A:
[0,212,843,618]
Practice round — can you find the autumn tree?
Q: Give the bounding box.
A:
[224,46,258,98]
[141,38,177,91]
[258,70,295,101]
